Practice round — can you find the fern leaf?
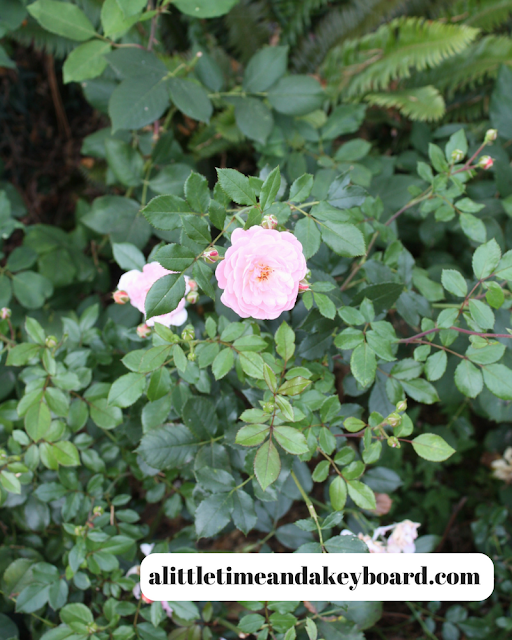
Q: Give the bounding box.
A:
[224,0,272,63]
[365,86,445,121]
[459,0,512,31]
[324,17,479,98]
[414,36,512,96]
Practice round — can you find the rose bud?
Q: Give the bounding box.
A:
[137,323,151,339]
[478,155,493,170]
[202,249,219,263]
[450,149,464,163]
[0,307,11,320]
[113,290,130,304]
[186,291,199,304]
[484,129,498,144]
[261,214,278,230]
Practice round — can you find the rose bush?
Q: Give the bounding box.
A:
[0,1,512,640]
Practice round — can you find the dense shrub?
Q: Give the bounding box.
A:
[1,1,512,639]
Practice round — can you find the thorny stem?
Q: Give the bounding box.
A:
[398,326,512,343]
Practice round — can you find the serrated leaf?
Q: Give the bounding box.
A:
[412,434,455,461]
[254,439,281,490]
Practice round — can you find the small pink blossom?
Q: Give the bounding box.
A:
[202,249,219,263]
[117,262,189,328]
[215,226,307,320]
[0,308,11,320]
[113,290,129,304]
[261,214,278,230]
[137,323,151,339]
[478,155,493,170]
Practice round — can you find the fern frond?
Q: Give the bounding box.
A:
[414,35,512,96]
[365,86,445,121]
[224,0,272,63]
[12,23,76,58]
[270,0,331,47]
[457,0,512,31]
[323,17,479,98]
[292,0,406,72]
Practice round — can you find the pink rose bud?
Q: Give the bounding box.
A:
[261,214,278,230]
[202,249,219,263]
[186,291,199,304]
[387,412,402,427]
[478,155,493,170]
[113,290,130,305]
[188,279,198,291]
[387,436,400,448]
[298,279,310,291]
[137,323,151,338]
[450,149,464,163]
[0,307,11,320]
[484,129,498,143]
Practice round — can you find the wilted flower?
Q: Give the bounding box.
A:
[127,544,173,616]
[117,262,189,328]
[342,519,421,553]
[491,447,512,483]
[373,493,393,516]
[215,226,307,320]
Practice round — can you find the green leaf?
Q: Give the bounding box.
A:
[12,272,53,309]
[289,174,314,203]
[445,128,467,161]
[216,168,257,206]
[351,283,403,314]
[472,238,501,279]
[101,0,140,37]
[122,346,171,373]
[168,78,213,123]
[243,45,288,92]
[235,98,273,145]
[460,213,486,244]
[172,344,187,373]
[315,292,336,319]
[239,352,265,379]
[63,40,111,83]
[260,166,281,211]
[412,434,455,461]
[232,490,257,535]
[52,441,80,467]
[145,273,186,320]
[182,216,211,245]
[0,470,21,495]
[142,195,192,230]
[195,493,234,537]
[425,350,447,382]
[327,175,367,209]
[137,424,198,469]
[173,0,239,18]
[275,321,295,361]
[468,299,495,330]
[105,139,144,187]
[109,74,169,132]
[211,348,234,380]
[278,377,312,396]
[482,364,512,400]
[346,480,376,510]
[185,172,210,214]
[25,402,51,442]
[273,426,309,455]
[107,373,146,408]
[15,583,50,614]
[351,343,376,387]
[254,439,281,490]
[113,242,145,271]
[89,399,122,430]
[490,65,512,139]
[154,244,195,273]
[329,476,347,511]
[486,282,505,309]
[236,424,270,447]
[61,602,93,625]
[441,269,467,297]
[321,222,365,257]
[182,396,218,439]
[268,75,324,116]
[294,217,320,260]
[454,360,483,398]
[28,0,96,41]
[6,343,41,366]
[401,378,439,404]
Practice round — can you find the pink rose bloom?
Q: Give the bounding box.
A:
[215,226,307,320]
[117,262,189,328]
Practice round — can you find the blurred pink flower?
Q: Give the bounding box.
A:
[127,543,173,617]
[116,262,189,327]
[216,226,307,320]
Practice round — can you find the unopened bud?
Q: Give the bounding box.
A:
[484,129,498,144]
[113,290,130,305]
[93,506,103,516]
[74,525,86,536]
[45,336,57,348]
[298,279,310,292]
[181,325,195,341]
[0,307,11,320]
[186,291,199,304]
[396,400,407,412]
[188,279,198,291]
[261,214,278,230]
[86,624,99,634]
[137,323,151,339]
[196,51,203,58]
[202,249,219,263]
[387,412,402,428]
[478,155,493,170]
[187,351,196,362]
[0,449,6,459]
[262,401,274,414]
[450,149,464,163]
[387,436,400,449]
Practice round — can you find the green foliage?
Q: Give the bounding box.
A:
[0,1,512,639]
